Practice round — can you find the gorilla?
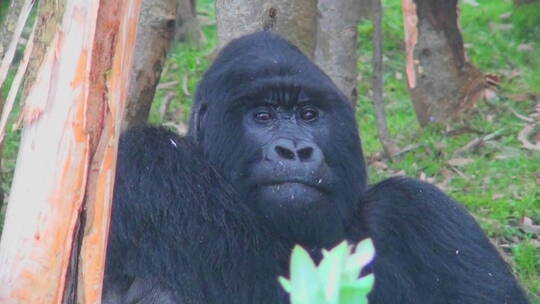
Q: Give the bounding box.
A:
[103,32,529,303]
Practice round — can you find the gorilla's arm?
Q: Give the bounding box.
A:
[361,177,529,304]
[103,127,280,304]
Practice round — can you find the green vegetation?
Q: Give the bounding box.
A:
[0,0,10,24]
[356,1,540,300]
[279,240,375,304]
[0,0,538,301]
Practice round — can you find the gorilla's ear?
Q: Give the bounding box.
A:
[192,103,208,142]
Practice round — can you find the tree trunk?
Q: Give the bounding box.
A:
[175,0,202,43]
[358,0,373,20]
[314,0,363,106]
[402,0,485,126]
[216,0,318,58]
[371,0,398,157]
[0,1,141,303]
[122,0,177,131]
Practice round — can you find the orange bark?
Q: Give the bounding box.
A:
[402,0,418,89]
[401,0,484,126]
[78,1,142,302]
[0,0,141,303]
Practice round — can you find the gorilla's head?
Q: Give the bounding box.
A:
[189,32,366,247]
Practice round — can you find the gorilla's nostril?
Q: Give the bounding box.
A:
[297,147,313,161]
[275,145,295,160]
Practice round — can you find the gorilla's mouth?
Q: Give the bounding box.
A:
[258,181,327,207]
[260,178,330,194]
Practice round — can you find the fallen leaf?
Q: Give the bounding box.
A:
[520,217,540,235]
[518,123,540,152]
[372,161,388,170]
[484,88,498,101]
[419,172,435,183]
[447,158,474,166]
[492,193,504,200]
[517,43,534,53]
[393,170,406,177]
[499,12,512,20]
[508,93,534,102]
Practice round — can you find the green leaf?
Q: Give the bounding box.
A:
[278,276,292,293]
[317,241,349,303]
[344,239,375,281]
[279,239,376,304]
[340,274,375,304]
[288,245,321,304]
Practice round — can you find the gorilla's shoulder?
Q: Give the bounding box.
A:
[361,176,475,233]
[118,126,202,168]
[366,177,449,202]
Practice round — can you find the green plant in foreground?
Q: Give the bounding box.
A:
[279,239,375,304]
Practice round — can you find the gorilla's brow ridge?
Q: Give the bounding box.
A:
[231,77,339,110]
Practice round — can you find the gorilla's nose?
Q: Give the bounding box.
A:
[268,138,323,164]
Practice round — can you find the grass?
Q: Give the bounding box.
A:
[0,0,538,301]
[355,0,540,300]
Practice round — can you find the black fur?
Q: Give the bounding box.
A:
[103,32,529,303]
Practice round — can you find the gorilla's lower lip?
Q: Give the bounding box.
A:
[269,181,309,187]
[262,181,327,193]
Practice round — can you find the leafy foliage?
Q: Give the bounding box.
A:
[279,240,375,304]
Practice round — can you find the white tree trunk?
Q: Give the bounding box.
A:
[0,0,142,302]
[314,0,363,106]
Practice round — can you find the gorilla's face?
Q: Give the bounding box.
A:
[242,92,334,210]
[190,33,367,246]
[238,86,345,246]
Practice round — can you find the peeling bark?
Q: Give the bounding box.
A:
[314,0,363,106]
[20,0,67,100]
[0,0,141,302]
[122,0,177,131]
[216,0,317,58]
[402,0,485,126]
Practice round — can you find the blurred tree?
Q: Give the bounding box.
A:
[371,0,398,157]
[314,0,365,106]
[216,0,317,58]
[176,0,203,43]
[123,0,177,130]
[402,0,485,126]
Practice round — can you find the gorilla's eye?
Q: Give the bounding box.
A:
[254,111,274,122]
[299,108,318,121]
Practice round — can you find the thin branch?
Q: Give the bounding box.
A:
[0,0,35,89]
[371,0,399,157]
[0,21,36,143]
[454,130,503,155]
